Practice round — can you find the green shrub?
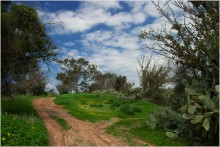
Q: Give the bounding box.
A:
[96,93,101,98]
[120,105,135,116]
[132,106,143,113]
[110,101,121,108]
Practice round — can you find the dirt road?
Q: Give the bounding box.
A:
[32,97,128,146]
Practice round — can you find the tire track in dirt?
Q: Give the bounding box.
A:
[32,97,128,146]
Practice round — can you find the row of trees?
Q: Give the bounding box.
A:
[55,58,132,94]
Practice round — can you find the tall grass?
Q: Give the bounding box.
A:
[1,95,48,146]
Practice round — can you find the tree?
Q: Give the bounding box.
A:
[137,55,171,102]
[47,89,56,96]
[15,68,47,95]
[114,76,133,93]
[89,72,117,92]
[56,84,69,94]
[1,4,57,96]
[139,1,219,85]
[56,58,98,93]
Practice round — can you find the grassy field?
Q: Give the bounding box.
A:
[1,95,48,146]
[55,93,190,146]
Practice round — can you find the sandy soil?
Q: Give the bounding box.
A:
[32,97,128,146]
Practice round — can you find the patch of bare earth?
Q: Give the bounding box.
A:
[32,97,128,146]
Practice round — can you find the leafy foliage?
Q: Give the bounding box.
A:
[90,73,133,97]
[137,55,171,103]
[56,58,98,93]
[175,79,219,145]
[147,79,219,145]
[47,89,57,96]
[114,76,133,93]
[139,1,219,85]
[1,4,56,96]
[89,72,117,92]
[146,107,185,132]
[15,68,47,95]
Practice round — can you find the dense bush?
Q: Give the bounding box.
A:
[132,106,143,113]
[167,82,187,110]
[120,105,143,116]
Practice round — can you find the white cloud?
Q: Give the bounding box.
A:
[80,1,121,10]
[63,41,75,47]
[67,49,79,57]
[82,30,141,50]
[38,1,179,88]
[37,1,151,35]
[81,28,157,86]
[106,12,132,26]
[45,83,58,93]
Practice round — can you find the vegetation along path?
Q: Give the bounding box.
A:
[32,97,128,146]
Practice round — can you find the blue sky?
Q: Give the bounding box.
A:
[15,1,181,92]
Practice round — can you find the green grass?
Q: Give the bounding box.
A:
[54,93,118,122]
[50,115,71,130]
[54,93,190,146]
[1,95,48,146]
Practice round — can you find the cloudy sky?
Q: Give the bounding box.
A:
[16,0,183,93]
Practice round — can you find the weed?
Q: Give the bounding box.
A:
[50,115,71,130]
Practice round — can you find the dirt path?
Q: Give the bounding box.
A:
[32,97,128,146]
